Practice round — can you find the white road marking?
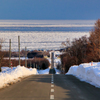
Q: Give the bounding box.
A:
[51,89,54,92]
[51,85,54,87]
[50,95,54,99]
[50,75,54,99]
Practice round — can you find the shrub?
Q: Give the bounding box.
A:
[88,19,100,61]
[60,19,100,73]
[0,58,50,70]
[27,58,50,69]
[61,53,78,73]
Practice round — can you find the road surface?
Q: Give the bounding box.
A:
[0,74,100,100]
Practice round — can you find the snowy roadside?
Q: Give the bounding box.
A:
[37,66,61,74]
[66,62,100,88]
[0,52,61,89]
[38,68,50,74]
[0,66,38,89]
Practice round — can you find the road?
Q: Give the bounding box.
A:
[0,74,100,100]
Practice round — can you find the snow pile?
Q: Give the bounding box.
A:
[66,62,100,87]
[0,66,38,89]
[37,66,61,75]
[54,68,61,74]
[38,68,50,74]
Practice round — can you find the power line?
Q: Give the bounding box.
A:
[2,41,65,44]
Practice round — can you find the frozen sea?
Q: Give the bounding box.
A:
[0,20,96,51]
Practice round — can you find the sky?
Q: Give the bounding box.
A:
[0,0,100,20]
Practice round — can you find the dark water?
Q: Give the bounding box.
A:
[0,27,93,32]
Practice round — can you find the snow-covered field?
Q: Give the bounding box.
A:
[66,62,100,88]
[0,32,90,51]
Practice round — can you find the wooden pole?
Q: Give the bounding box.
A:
[18,36,20,65]
[9,39,11,67]
[25,47,27,67]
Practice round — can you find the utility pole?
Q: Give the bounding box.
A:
[25,47,27,67]
[18,36,20,65]
[51,51,54,69]
[9,39,11,67]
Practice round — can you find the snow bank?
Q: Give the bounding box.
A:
[54,68,61,74]
[66,62,100,87]
[0,66,38,89]
[38,68,50,74]
[37,66,61,74]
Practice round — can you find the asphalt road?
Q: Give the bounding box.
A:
[0,74,100,100]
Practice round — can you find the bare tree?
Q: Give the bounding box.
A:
[61,38,71,51]
[88,19,100,61]
[0,38,4,50]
